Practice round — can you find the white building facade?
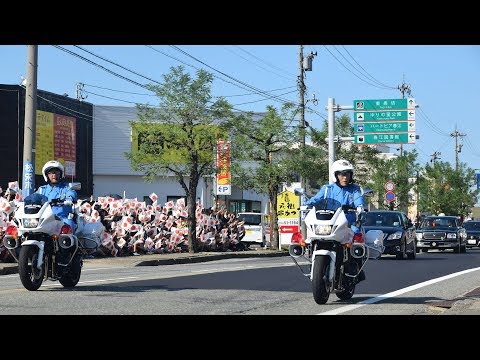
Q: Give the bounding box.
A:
[92,105,269,214]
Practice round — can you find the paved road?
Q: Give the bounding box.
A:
[2,248,480,314]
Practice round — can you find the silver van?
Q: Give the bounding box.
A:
[237,212,269,247]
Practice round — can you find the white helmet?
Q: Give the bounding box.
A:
[42,160,64,182]
[330,159,354,184]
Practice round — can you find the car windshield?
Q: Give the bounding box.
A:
[420,217,457,228]
[237,214,262,225]
[364,212,401,227]
[463,222,480,230]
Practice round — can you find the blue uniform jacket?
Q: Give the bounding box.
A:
[304,182,365,231]
[36,180,77,229]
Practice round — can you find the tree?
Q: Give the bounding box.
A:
[226,104,299,249]
[417,161,479,216]
[308,113,380,191]
[364,150,420,212]
[124,66,239,253]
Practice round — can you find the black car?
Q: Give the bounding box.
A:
[462,221,480,248]
[361,210,416,260]
[415,215,467,253]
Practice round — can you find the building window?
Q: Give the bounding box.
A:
[229,200,261,215]
[167,195,187,205]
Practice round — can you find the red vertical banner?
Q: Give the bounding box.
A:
[54,114,76,177]
[216,140,231,195]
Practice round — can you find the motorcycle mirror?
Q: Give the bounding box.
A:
[362,188,374,197]
[68,182,82,191]
[294,187,305,196]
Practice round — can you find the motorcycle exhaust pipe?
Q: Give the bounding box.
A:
[350,243,366,258]
[289,244,305,258]
[3,236,19,250]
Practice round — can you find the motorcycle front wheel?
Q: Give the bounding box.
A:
[59,254,83,288]
[312,255,331,304]
[18,245,45,291]
[336,261,357,300]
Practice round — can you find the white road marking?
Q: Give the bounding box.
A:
[318,266,480,315]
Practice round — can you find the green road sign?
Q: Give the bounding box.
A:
[354,121,415,133]
[353,98,415,111]
[354,109,415,121]
[355,132,416,145]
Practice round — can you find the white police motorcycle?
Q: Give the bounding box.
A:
[3,183,83,291]
[289,188,382,304]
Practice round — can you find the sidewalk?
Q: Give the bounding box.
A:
[0,248,289,276]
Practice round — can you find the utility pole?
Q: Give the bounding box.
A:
[397,79,411,157]
[298,45,307,241]
[298,45,316,240]
[451,128,466,171]
[430,151,441,164]
[22,45,38,199]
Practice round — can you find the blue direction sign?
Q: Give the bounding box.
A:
[353,98,415,111]
[354,121,415,133]
[355,133,416,145]
[354,109,415,122]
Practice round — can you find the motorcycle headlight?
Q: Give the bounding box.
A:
[314,225,332,235]
[23,218,39,228]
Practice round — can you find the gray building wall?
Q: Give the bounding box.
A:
[92,105,269,211]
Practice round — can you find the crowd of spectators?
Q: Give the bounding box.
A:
[0,185,250,262]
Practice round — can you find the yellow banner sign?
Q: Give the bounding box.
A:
[277,190,299,219]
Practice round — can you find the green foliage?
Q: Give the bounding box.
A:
[417,161,479,216]
[362,150,420,212]
[124,66,240,253]
[225,103,299,249]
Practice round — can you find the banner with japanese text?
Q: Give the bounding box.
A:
[277,190,299,245]
[216,140,231,195]
[35,110,76,177]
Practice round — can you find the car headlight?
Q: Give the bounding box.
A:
[416,232,423,240]
[314,225,332,235]
[23,218,39,228]
[447,233,457,239]
[387,231,402,240]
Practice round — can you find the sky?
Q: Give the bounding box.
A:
[1,44,480,171]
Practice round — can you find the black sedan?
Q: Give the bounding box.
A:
[415,215,467,253]
[361,210,417,260]
[462,220,480,248]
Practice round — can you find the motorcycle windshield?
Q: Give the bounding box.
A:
[316,198,342,212]
[23,193,48,214]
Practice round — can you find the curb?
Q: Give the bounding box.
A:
[0,250,289,275]
[136,250,289,266]
[0,265,19,276]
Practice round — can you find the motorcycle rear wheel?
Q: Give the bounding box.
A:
[59,254,83,288]
[312,255,331,304]
[18,246,45,291]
